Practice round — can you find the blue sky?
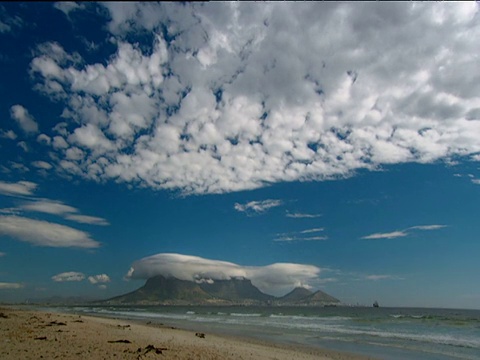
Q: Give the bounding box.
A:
[1,2,480,309]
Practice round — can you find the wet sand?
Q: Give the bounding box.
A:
[0,306,375,359]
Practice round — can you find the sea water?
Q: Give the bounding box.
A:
[52,306,480,360]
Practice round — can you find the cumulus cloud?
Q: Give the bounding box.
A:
[52,271,85,282]
[362,224,446,240]
[52,136,69,149]
[10,105,38,134]
[37,134,51,145]
[88,274,110,284]
[54,2,85,16]
[52,271,110,284]
[27,2,480,195]
[126,253,322,296]
[234,199,282,214]
[0,181,37,197]
[0,215,100,248]
[0,282,24,289]
[0,130,17,140]
[31,161,53,170]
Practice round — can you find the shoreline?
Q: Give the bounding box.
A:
[0,306,375,359]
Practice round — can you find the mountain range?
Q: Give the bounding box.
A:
[104,275,340,306]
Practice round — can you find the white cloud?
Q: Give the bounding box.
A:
[0,181,37,197]
[0,5,23,34]
[0,130,17,140]
[234,199,282,214]
[18,198,109,226]
[297,236,327,241]
[472,179,480,185]
[409,225,447,231]
[286,212,322,218]
[31,161,53,170]
[275,227,327,242]
[54,2,85,16]
[9,162,30,173]
[10,105,38,134]
[300,228,324,234]
[361,231,408,240]
[37,134,51,145]
[52,271,85,282]
[98,284,107,290]
[52,136,69,149]
[88,274,110,284]
[126,253,322,296]
[362,224,446,239]
[19,199,76,215]
[274,235,328,242]
[0,182,108,226]
[53,122,69,136]
[463,173,479,179]
[17,141,29,152]
[0,166,10,174]
[0,215,100,248]
[28,3,480,195]
[0,282,24,289]
[52,271,111,284]
[273,236,295,242]
[64,214,109,225]
[69,124,115,153]
[65,147,84,161]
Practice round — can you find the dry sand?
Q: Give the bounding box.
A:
[0,306,375,360]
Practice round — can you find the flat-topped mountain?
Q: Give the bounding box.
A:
[198,277,274,302]
[105,275,340,306]
[107,275,213,305]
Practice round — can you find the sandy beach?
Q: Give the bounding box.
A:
[0,306,375,360]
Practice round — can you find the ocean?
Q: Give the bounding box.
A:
[49,305,480,360]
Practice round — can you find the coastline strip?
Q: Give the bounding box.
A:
[0,306,376,359]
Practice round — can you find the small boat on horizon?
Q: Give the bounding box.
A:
[373,301,379,308]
